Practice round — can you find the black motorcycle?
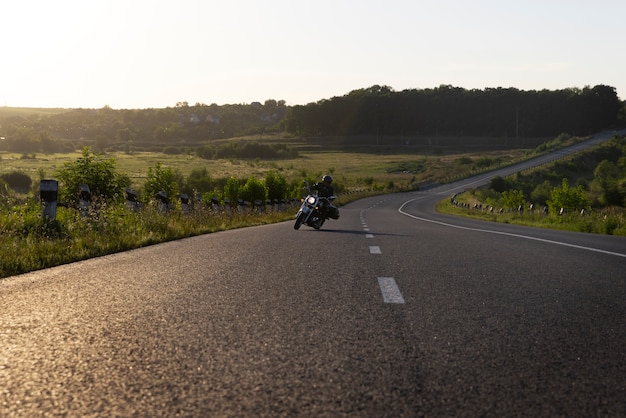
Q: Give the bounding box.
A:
[294,181,339,230]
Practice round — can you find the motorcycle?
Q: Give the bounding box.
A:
[294,181,339,230]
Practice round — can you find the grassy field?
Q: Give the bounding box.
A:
[1,146,529,192]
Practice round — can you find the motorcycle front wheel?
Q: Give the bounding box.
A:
[294,212,306,230]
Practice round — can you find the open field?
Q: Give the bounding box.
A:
[0,146,530,192]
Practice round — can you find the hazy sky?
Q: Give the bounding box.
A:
[2,0,624,109]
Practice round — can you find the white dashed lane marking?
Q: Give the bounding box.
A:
[377,277,405,304]
[363,208,406,305]
[369,246,381,254]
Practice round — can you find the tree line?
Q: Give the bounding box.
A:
[284,85,624,138]
[0,100,290,154]
[0,85,624,155]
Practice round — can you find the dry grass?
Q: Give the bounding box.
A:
[1,146,530,194]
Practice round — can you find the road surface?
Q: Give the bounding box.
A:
[1,131,625,417]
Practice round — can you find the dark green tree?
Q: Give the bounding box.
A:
[490,176,511,193]
[592,160,622,205]
[530,180,553,205]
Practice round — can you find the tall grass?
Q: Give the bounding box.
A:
[0,200,296,279]
[0,190,378,279]
[437,197,626,236]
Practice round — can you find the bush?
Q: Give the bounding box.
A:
[223,177,240,204]
[143,162,181,204]
[531,180,552,205]
[490,176,511,193]
[456,156,473,165]
[162,146,182,155]
[239,177,268,204]
[474,157,495,169]
[184,167,215,195]
[502,189,526,210]
[1,171,32,192]
[199,141,298,160]
[547,178,589,214]
[264,171,288,201]
[56,147,131,206]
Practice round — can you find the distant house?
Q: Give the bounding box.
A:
[190,114,201,124]
[206,114,221,124]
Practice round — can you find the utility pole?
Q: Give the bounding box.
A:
[516,106,519,147]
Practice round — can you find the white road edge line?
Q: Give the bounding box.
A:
[398,197,626,259]
[378,277,405,304]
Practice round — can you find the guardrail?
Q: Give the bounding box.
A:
[39,180,301,221]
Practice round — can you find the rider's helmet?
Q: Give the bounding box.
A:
[322,175,333,185]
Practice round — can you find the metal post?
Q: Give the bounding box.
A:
[40,180,59,221]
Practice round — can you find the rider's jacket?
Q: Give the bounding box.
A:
[310,182,334,198]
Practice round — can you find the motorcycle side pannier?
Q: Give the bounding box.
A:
[329,206,340,219]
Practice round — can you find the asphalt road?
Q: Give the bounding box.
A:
[2,132,625,417]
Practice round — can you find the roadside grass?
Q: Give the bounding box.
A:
[436,194,626,236]
[0,201,297,278]
[0,186,381,279]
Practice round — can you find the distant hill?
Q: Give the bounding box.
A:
[0,107,71,118]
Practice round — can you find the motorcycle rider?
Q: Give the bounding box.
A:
[310,175,336,218]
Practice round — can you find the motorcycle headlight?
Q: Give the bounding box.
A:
[306,196,317,205]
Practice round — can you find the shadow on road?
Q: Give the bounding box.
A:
[298,228,410,237]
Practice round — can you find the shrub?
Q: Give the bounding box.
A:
[239,177,268,204]
[474,157,494,169]
[490,176,511,193]
[56,147,131,206]
[143,162,181,204]
[592,160,622,205]
[502,189,526,210]
[456,156,473,165]
[547,178,589,214]
[531,180,553,205]
[162,146,182,155]
[184,167,215,195]
[264,171,288,201]
[223,177,240,204]
[1,171,32,192]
